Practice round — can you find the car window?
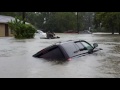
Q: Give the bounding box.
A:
[75,42,85,50]
[40,47,65,60]
[61,42,79,57]
[81,41,93,50]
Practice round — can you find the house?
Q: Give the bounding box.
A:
[0,15,15,37]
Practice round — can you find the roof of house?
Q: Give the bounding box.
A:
[0,15,29,24]
[0,15,15,24]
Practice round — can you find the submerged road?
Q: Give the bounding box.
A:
[0,33,120,78]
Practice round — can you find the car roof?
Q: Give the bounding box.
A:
[54,40,87,45]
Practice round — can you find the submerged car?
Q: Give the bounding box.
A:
[38,30,60,39]
[33,40,102,61]
[38,30,47,39]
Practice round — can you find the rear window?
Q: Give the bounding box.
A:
[40,46,65,60]
[75,42,85,50]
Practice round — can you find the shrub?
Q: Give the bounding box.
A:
[8,18,36,39]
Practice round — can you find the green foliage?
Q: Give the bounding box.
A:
[25,12,88,32]
[92,27,106,32]
[0,12,95,33]
[43,12,77,32]
[94,12,120,34]
[8,18,36,39]
[41,12,94,32]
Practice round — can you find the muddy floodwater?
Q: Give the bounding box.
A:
[0,33,120,78]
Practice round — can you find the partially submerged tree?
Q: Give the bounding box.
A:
[8,18,36,39]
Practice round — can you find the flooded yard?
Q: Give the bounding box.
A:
[0,33,120,78]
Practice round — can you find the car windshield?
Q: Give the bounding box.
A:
[81,41,93,50]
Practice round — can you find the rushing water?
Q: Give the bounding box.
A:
[0,33,120,78]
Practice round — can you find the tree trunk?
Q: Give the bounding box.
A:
[22,12,25,24]
[77,12,79,33]
[112,27,114,35]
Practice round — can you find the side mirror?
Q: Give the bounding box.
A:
[88,43,98,54]
[93,43,98,48]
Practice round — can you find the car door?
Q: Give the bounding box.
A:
[80,41,93,51]
[74,41,94,57]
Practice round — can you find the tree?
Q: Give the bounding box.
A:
[0,12,95,33]
[22,12,25,24]
[8,18,36,39]
[43,12,77,32]
[83,12,94,30]
[93,12,120,34]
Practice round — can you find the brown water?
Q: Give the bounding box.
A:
[0,33,120,78]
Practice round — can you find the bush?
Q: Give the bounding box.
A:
[8,18,36,39]
[92,27,107,32]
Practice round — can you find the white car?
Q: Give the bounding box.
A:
[37,30,47,39]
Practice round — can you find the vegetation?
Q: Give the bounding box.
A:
[94,12,120,34]
[0,12,94,33]
[2,12,120,35]
[8,18,36,39]
[28,12,94,32]
[43,12,77,32]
